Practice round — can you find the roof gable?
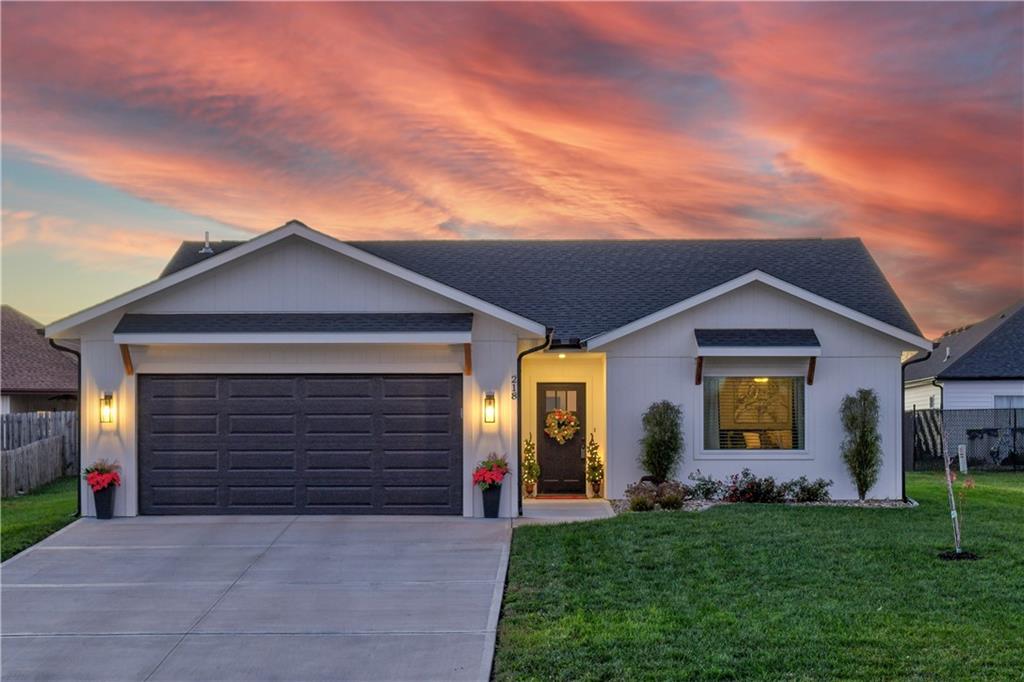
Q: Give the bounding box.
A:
[46,221,545,338]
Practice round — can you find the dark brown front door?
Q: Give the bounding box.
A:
[536,382,586,494]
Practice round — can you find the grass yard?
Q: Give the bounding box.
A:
[494,472,1024,680]
[1,477,78,562]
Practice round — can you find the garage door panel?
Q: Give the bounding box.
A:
[304,378,374,398]
[228,450,297,471]
[226,377,298,398]
[148,414,219,435]
[139,374,462,515]
[305,414,374,435]
[305,449,373,471]
[148,450,219,471]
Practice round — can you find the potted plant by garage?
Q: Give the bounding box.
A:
[522,435,540,497]
[473,454,509,518]
[83,459,121,519]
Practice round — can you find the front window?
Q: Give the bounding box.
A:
[704,376,805,450]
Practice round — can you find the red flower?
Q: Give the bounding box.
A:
[86,470,121,492]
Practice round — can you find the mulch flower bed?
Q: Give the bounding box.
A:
[609,498,917,515]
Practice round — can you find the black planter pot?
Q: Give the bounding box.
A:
[93,486,116,519]
[481,485,501,518]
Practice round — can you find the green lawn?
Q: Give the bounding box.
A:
[1,477,78,562]
[494,472,1024,681]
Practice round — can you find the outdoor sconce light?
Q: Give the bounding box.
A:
[483,392,496,424]
[99,393,114,424]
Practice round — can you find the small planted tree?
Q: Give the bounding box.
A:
[639,401,683,483]
[840,388,881,500]
[522,434,540,497]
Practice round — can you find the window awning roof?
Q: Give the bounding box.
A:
[113,313,473,345]
[694,328,821,356]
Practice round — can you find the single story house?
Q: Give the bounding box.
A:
[2,304,78,414]
[904,300,1024,411]
[46,221,930,517]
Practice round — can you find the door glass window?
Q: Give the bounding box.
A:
[544,389,578,412]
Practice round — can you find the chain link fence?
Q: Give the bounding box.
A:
[907,408,1024,471]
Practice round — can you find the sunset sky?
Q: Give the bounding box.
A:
[2,2,1021,337]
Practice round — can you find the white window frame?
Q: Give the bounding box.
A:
[697,370,812,461]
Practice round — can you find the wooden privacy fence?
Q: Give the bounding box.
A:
[1,436,66,497]
[1,411,78,475]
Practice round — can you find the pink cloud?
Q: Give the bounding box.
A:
[1,2,1021,337]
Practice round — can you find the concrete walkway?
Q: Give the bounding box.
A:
[515,498,615,526]
[1,515,510,681]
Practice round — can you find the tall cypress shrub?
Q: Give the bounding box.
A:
[639,401,683,482]
[840,388,882,500]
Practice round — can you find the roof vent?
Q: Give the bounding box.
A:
[198,231,214,255]
[944,347,951,362]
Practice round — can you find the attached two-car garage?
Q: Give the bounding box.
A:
[137,374,463,515]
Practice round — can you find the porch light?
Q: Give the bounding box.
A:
[99,393,114,423]
[483,392,497,424]
[753,377,769,384]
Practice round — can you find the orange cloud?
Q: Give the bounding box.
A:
[1,2,1021,337]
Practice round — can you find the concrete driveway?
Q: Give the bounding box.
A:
[1,515,510,681]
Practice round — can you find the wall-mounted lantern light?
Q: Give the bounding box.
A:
[483,392,496,424]
[99,392,114,424]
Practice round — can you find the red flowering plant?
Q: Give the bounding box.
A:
[472,454,509,490]
[83,459,122,492]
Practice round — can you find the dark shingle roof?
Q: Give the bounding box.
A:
[114,313,473,334]
[159,236,921,341]
[694,329,820,347]
[160,241,247,277]
[904,301,1024,381]
[1,305,78,394]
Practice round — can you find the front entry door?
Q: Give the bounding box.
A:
[536,383,586,494]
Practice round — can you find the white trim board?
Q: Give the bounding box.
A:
[585,270,931,351]
[113,331,472,345]
[47,221,547,338]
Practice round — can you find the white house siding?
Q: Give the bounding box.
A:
[65,239,526,517]
[941,380,1024,409]
[905,380,941,411]
[601,281,911,500]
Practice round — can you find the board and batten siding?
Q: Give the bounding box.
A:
[941,380,1024,409]
[65,239,525,517]
[601,281,911,500]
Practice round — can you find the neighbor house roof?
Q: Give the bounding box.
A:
[114,313,473,334]
[904,300,1024,381]
[160,233,921,342]
[694,329,820,347]
[1,305,78,394]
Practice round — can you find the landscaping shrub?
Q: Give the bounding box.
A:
[840,388,882,500]
[780,476,833,503]
[723,468,785,503]
[687,470,723,500]
[656,480,691,509]
[625,481,657,511]
[639,401,683,483]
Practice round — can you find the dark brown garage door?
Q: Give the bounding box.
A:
[138,374,463,515]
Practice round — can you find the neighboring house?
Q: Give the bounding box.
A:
[1,305,78,414]
[46,221,930,517]
[904,301,1024,411]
